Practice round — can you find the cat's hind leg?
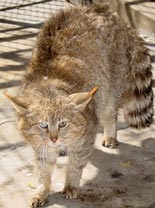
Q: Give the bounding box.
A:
[102,118,118,148]
[101,102,118,148]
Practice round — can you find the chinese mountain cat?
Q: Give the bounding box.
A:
[5,3,153,207]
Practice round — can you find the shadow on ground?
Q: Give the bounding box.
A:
[44,136,155,208]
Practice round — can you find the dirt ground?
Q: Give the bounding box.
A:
[0,1,155,208]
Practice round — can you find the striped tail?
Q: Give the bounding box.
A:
[123,43,154,129]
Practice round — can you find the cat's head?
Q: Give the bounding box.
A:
[4,87,98,149]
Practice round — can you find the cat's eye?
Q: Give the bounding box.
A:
[38,122,48,129]
[58,120,68,128]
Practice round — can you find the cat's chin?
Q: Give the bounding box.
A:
[48,143,60,148]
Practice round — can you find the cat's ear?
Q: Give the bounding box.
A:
[69,86,98,111]
[4,92,28,115]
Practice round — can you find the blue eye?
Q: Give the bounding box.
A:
[39,122,48,129]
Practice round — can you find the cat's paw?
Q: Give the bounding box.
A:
[29,195,47,208]
[102,137,118,148]
[63,186,79,199]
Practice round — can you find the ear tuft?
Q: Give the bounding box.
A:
[3,91,17,103]
[3,91,28,115]
[89,86,98,97]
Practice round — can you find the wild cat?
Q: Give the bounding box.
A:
[5,3,153,207]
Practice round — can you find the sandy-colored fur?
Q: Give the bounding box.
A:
[7,3,153,207]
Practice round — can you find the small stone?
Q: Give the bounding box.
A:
[28,182,36,189]
[27,173,32,177]
[111,171,123,178]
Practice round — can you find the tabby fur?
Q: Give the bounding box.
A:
[6,3,153,207]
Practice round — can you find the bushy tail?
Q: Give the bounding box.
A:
[123,43,154,129]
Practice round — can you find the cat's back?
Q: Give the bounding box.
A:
[24,3,141,90]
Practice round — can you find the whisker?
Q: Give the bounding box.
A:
[39,144,44,165]
[33,142,41,153]
[45,144,48,163]
[42,145,46,164]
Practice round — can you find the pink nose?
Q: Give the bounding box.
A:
[50,137,58,143]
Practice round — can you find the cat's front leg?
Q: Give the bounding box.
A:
[63,152,88,199]
[29,161,53,208]
[63,167,81,199]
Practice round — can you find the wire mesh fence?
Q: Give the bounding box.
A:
[0,0,72,91]
[0,0,71,26]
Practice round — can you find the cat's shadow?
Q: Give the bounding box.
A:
[46,136,155,208]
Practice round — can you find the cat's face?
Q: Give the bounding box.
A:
[19,96,87,149]
[5,87,97,152]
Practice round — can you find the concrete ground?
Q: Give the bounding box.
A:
[0,0,155,208]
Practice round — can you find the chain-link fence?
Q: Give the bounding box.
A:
[0,0,73,90]
[0,0,71,27]
[66,0,93,5]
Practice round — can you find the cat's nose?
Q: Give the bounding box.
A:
[50,137,58,143]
